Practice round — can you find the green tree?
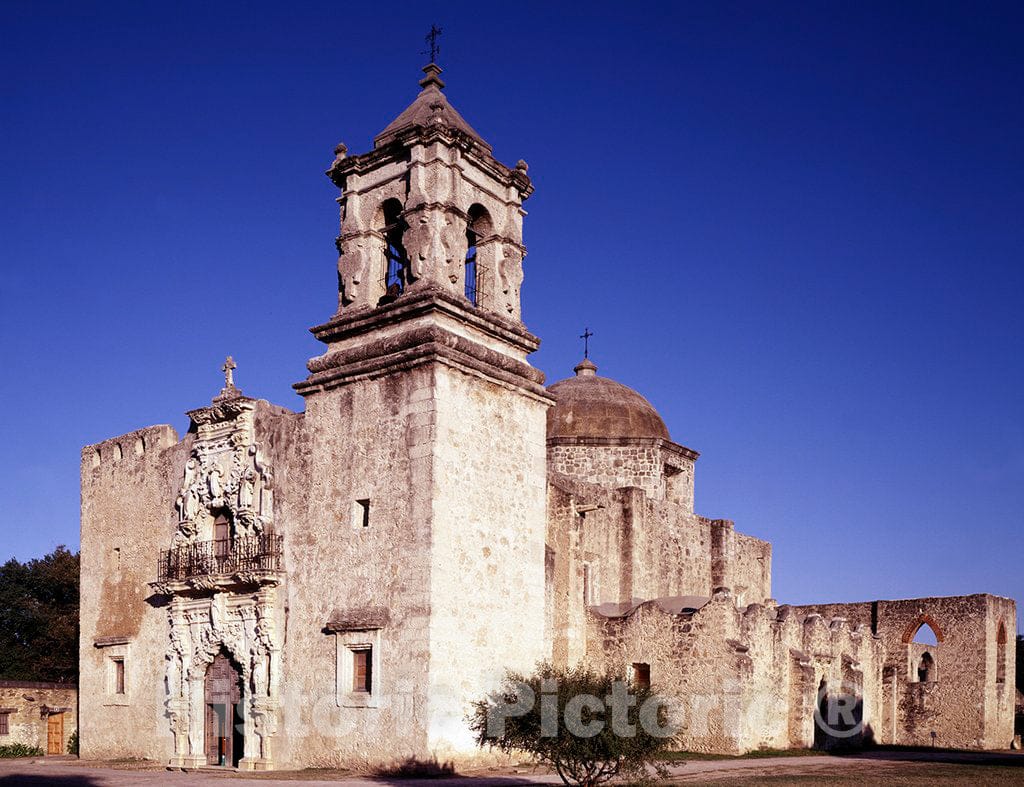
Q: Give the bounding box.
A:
[469,663,677,787]
[0,546,79,683]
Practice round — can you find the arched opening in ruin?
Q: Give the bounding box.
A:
[917,651,935,683]
[912,623,939,646]
[204,650,244,767]
[813,676,828,750]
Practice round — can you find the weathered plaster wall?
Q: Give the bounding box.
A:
[427,364,549,756]
[0,682,77,754]
[280,369,434,768]
[79,423,183,761]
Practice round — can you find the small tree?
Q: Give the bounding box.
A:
[469,663,678,787]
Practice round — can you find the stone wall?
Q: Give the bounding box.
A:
[547,442,695,507]
[278,367,434,768]
[795,594,1017,749]
[0,682,77,754]
[79,423,184,761]
[585,592,884,753]
[427,364,549,756]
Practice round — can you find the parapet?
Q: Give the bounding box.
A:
[82,424,179,470]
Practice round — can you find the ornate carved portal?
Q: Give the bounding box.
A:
[165,590,280,770]
[157,388,282,771]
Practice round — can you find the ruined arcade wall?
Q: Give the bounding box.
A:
[795,594,1017,749]
[586,595,884,754]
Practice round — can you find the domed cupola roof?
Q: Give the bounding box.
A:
[546,359,670,441]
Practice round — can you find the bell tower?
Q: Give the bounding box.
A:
[293,63,551,758]
[327,62,533,321]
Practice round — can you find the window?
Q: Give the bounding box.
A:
[352,647,372,693]
[380,199,408,302]
[112,657,125,694]
[0,712,9,735]
[353,499,370,529]
[632,663,651,690]
[333,628,382,708]
[464,230,478,304]
[464,204,492,307]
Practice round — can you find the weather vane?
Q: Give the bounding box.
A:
[579,327,594,359]
[423,25,442,64]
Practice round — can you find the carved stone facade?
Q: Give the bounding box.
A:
[78,63,1016,771]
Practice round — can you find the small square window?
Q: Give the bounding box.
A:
[112,657,125,694]
[0,712,9,736]
[352,647,372,693]
[334,630,381,708]
[353,499,370,529]
[632,662,651,690]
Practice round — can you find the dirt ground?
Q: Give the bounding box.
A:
[1,749,1023,786]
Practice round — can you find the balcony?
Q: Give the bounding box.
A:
[156,532,283,588]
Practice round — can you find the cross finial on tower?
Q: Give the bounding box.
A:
[579,327,594,359]
[424,25,442,64]
[221,356,237,388]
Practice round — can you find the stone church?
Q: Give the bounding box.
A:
[79,63,1017,770]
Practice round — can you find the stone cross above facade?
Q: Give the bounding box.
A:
[222,356,237,388]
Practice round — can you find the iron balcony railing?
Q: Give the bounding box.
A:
[157,532,283,582]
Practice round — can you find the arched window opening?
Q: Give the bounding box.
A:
[213,512,232,573]
[464,230,478,304]
[917,651,935,682]
[380,199,408,304]
[465,204,492,306]
[996,622,1007,684]
[912,623,939,646]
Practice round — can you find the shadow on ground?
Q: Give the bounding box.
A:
[0,777,102,786]
[368,757,542,787]
[834,745,1024,768]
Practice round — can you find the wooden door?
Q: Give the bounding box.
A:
[204,653,242,766]
[46,713,63,755]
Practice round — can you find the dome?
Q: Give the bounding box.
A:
[547,359,670,441]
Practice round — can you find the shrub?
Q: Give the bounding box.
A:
[0,743,44,758]
[469,662,678,787]
[67,729,79,756]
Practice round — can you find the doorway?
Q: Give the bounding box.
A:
[46,713,63,755]
[204,652,244,767]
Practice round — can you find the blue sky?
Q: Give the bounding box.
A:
[1,2,1021,623]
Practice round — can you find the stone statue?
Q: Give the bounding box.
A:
[499,243,524,319]
[339,235,372,306]
[403,211,433,282]
[239,469,256,510]
[441,214,468,285]
[206,465,223,502]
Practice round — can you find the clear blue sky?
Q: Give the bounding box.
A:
[2,2,1021,623]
